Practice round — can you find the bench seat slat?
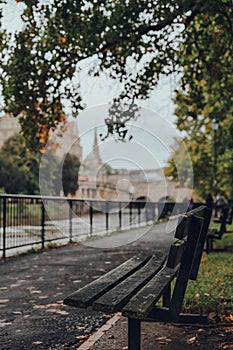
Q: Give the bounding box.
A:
[122,265,179,319]
[63,255,151,308]
[63,206,211,350]
[93,252,166,313]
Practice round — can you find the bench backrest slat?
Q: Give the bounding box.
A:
[226,206,233,224]
[123,206,210,321]
[174,216,188,239]
[170,205,209,273]
[189,207,212,280]
[169,214,203,318]
[175,205,207,240]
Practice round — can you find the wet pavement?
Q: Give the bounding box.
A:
[0,222,176,350]
[1,219,233,350]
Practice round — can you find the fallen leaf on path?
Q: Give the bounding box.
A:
[225,314,233,323]
[0,321,12,327]
[46,309,57,313]
[208,312,220,322]
[33,305,45,309]
[186,336,197,344]
[157,336,171,341]
[155,336,171,344]
[38,296,49,299]
[75,335,88,340]
[33,303,58,310]
[56,310,69,315]
[197,328,205,333]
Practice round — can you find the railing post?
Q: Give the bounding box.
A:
[69,200,73,243]
[41,200,45,249]
[106,201,109,232]
[138,203,141,225]
[119,202,122,230]
[129,201,132,226]
[2,197,7,259]
[89,201,93,236]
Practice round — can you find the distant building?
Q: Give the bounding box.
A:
[77,128,104,199]
[0,114,82,160]
[76,130,192,202]
[49,120,82,160]
[0,114,21,148]
[0,114,192,202]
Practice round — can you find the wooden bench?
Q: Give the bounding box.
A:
[206,205,232,253]
[64,206,211,350]
[226,205,233,225]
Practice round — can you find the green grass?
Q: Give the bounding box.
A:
[210,220,233,250]
[210,220,233,233]
[183,231,233,320]
[19,242,59,255]
[214,233,233,250]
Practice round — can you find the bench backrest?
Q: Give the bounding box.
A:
[165,205,211,318]
[218,206,229,236]
[167,206,211,273]
[226,206,233,225]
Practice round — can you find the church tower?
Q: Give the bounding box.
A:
[92,127,102,163]
[77,128,103,198]
[78,127,103,176]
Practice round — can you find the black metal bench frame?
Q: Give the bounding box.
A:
[206,205,232,253]
[64,206,211,350]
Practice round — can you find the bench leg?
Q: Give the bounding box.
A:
[206,236,213,254]
[128,318,141,350]
[163,284,171,307]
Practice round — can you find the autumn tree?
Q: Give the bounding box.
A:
[165,136,215,199]
[164,137,194,188]
[171,5,233,199]
[39,151,80,197]
[62,153,80,196]
[0,0,232,153]
[0,135,40,194]
[0,1,232,199]
[0,135,80,196]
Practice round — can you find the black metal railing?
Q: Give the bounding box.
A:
[0,194,196,258]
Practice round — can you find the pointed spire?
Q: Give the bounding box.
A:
[93,127,98,150]
[93,127,101,161]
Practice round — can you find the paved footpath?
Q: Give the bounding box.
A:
[2,219,231,350]
[0,221,178,350]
